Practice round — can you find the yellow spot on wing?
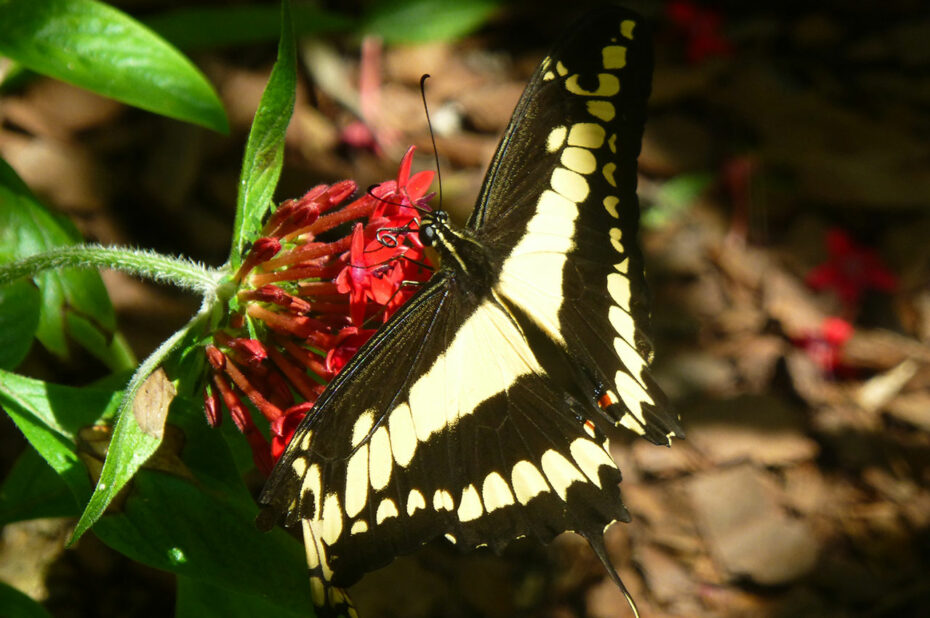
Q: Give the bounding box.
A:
[615,370,651,423]
[368,425,392,491]
[301,464,322,518]
[351,410,374,447]
[608,305,635,343]
[376,498,399,524]
[309,576,325,606]
[561,147,597,175]
[556,60,568,76]
[291,456,307,477]
[511,460,549,504]
[406,489,426,516]
[321,493,343,545]
[546,126,567,152]
[609,228,623,253]
[388,402,416,467]
[586,100,616,121]
[457,484,484,522]
[568,123,606,149]
[433,489,454,511]
[482,471,515,511]
[603,196,619,218]
[619,413,647,435]
[541,449,586,500]
[344,445,369,518]
[301,520,320,569]
[614,335,647,384]
[565,73,619,97]
[607,272,631,307]
[569,439,608,487]
[615,257,629,273]
[602,45,628,69]
[551,167,590,202]
[351,519,368,534]
[603,161,618,187]
[621,19,636,40]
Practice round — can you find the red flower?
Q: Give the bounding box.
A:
[666,0,733,65]
[806,228,897,312]
[204,146,436,471]
[325,327,376,376]
[792,316,854,377]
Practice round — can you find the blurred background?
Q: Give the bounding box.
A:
[1,0,928,616]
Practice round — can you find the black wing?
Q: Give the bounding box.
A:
[261,274,627,616]
[471,8,683,443]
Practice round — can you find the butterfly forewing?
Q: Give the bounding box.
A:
[471,10,682,443]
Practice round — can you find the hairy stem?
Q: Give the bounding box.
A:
[0,244,223,296]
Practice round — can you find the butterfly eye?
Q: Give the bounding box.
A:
[419,222,438,246]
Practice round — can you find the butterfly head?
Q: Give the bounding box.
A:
[418,209,449,248]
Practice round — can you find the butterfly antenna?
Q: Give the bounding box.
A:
[365,184,432,217]
[419,74,443,211]
[585,534,641,618]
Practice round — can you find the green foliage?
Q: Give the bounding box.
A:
[0,0,228,133]
[641,172,714,228]
[229,1,297,270]
[0,159,131,369]
[0,446,79,527]
[0,0,503,611]
[146,2,352,51]
[0,582,54,618]
[362,0,501,43]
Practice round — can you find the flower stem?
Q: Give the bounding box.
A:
[0,244,223,296]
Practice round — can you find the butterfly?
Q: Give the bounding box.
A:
[260,7,683,617]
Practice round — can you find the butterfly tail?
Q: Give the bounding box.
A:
[584,532,641,618]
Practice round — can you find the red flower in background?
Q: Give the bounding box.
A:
[806,228,897,313]
[793,316,854,377]
[203,146,435,473]
[666,0,733,64]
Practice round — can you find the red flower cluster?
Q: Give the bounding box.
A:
[666,0,733,65]
[793,229,897,377]
[204,147,435,474]
[806,228,898,313]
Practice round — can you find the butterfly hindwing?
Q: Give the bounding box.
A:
[470,9,682,443]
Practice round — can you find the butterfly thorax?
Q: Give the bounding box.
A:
[419,210,496,292]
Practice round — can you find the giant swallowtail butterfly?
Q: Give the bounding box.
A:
[261,7,683,616]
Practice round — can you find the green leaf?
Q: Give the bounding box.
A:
[0,0,228,133]
[0,279,40,369]
[229,0,297,270]
[362,0,500,43]
[0,581,54,618]
[176,575,311,618]
[0,369,119,501]
[0,157,130,370]
[0,446,79,526]
[146,3,352,51]
[92,399,313,615]
[641,172,713,229]
[71,368,174,543]
[65,313,136,374]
